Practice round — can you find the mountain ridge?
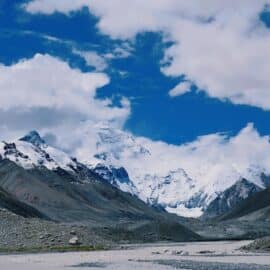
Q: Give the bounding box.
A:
[0,128,269,218]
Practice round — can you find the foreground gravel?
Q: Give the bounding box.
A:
[242,237,270,252]
[0,208,111,251]
[155,259,270,270]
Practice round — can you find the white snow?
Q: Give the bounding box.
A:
[0,139,76,171]
[166,205,203,218]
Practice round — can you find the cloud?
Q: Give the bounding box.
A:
[126,123,270,190]
[25,0,270,109]
[73,49,108,71]
[0,54,130,145]
[169,81,192,97]
[72,43,133,71]
[103,43,133,59]
[24,0,88,15]
[140,123,270,184]
[140,123,270,206]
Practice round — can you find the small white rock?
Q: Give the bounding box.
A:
[69,236,80,246]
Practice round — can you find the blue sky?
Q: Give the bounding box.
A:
[1,0,270,145]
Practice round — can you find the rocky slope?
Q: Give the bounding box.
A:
[203,179,263,219]
[0,207,110,252]
[0,186,47,219]
[0,157,200,244]
[220,188,270,221]
[242,237,270,252]
[187,187,270,240]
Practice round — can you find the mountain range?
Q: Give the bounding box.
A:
[0,127,269,220]
[0,128,270,246]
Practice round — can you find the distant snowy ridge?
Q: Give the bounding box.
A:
[76,124,268,217]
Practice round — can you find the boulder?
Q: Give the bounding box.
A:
[69,236,80,246]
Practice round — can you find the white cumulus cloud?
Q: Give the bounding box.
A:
[25,0,270,109]
[0,54,130,145]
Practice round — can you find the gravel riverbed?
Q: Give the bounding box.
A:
[1,241,270,270]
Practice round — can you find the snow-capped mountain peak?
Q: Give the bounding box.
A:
[0,131,76,171]
[0,129,139,196]
[94,126,150,163]
[19,130,46,146]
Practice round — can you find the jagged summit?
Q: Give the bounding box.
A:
[20,130,46,146]
[0,131,77,171]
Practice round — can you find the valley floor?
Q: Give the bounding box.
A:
[1,241,270,270]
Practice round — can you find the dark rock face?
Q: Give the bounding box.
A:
[203,179,262,219]
[19,130,46,146]
[185,192,208,210]
[92,164,137,194]
[93,164,129,185]
[221,187,270,221]
[261,173,270,188]
[2,142,29,160]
